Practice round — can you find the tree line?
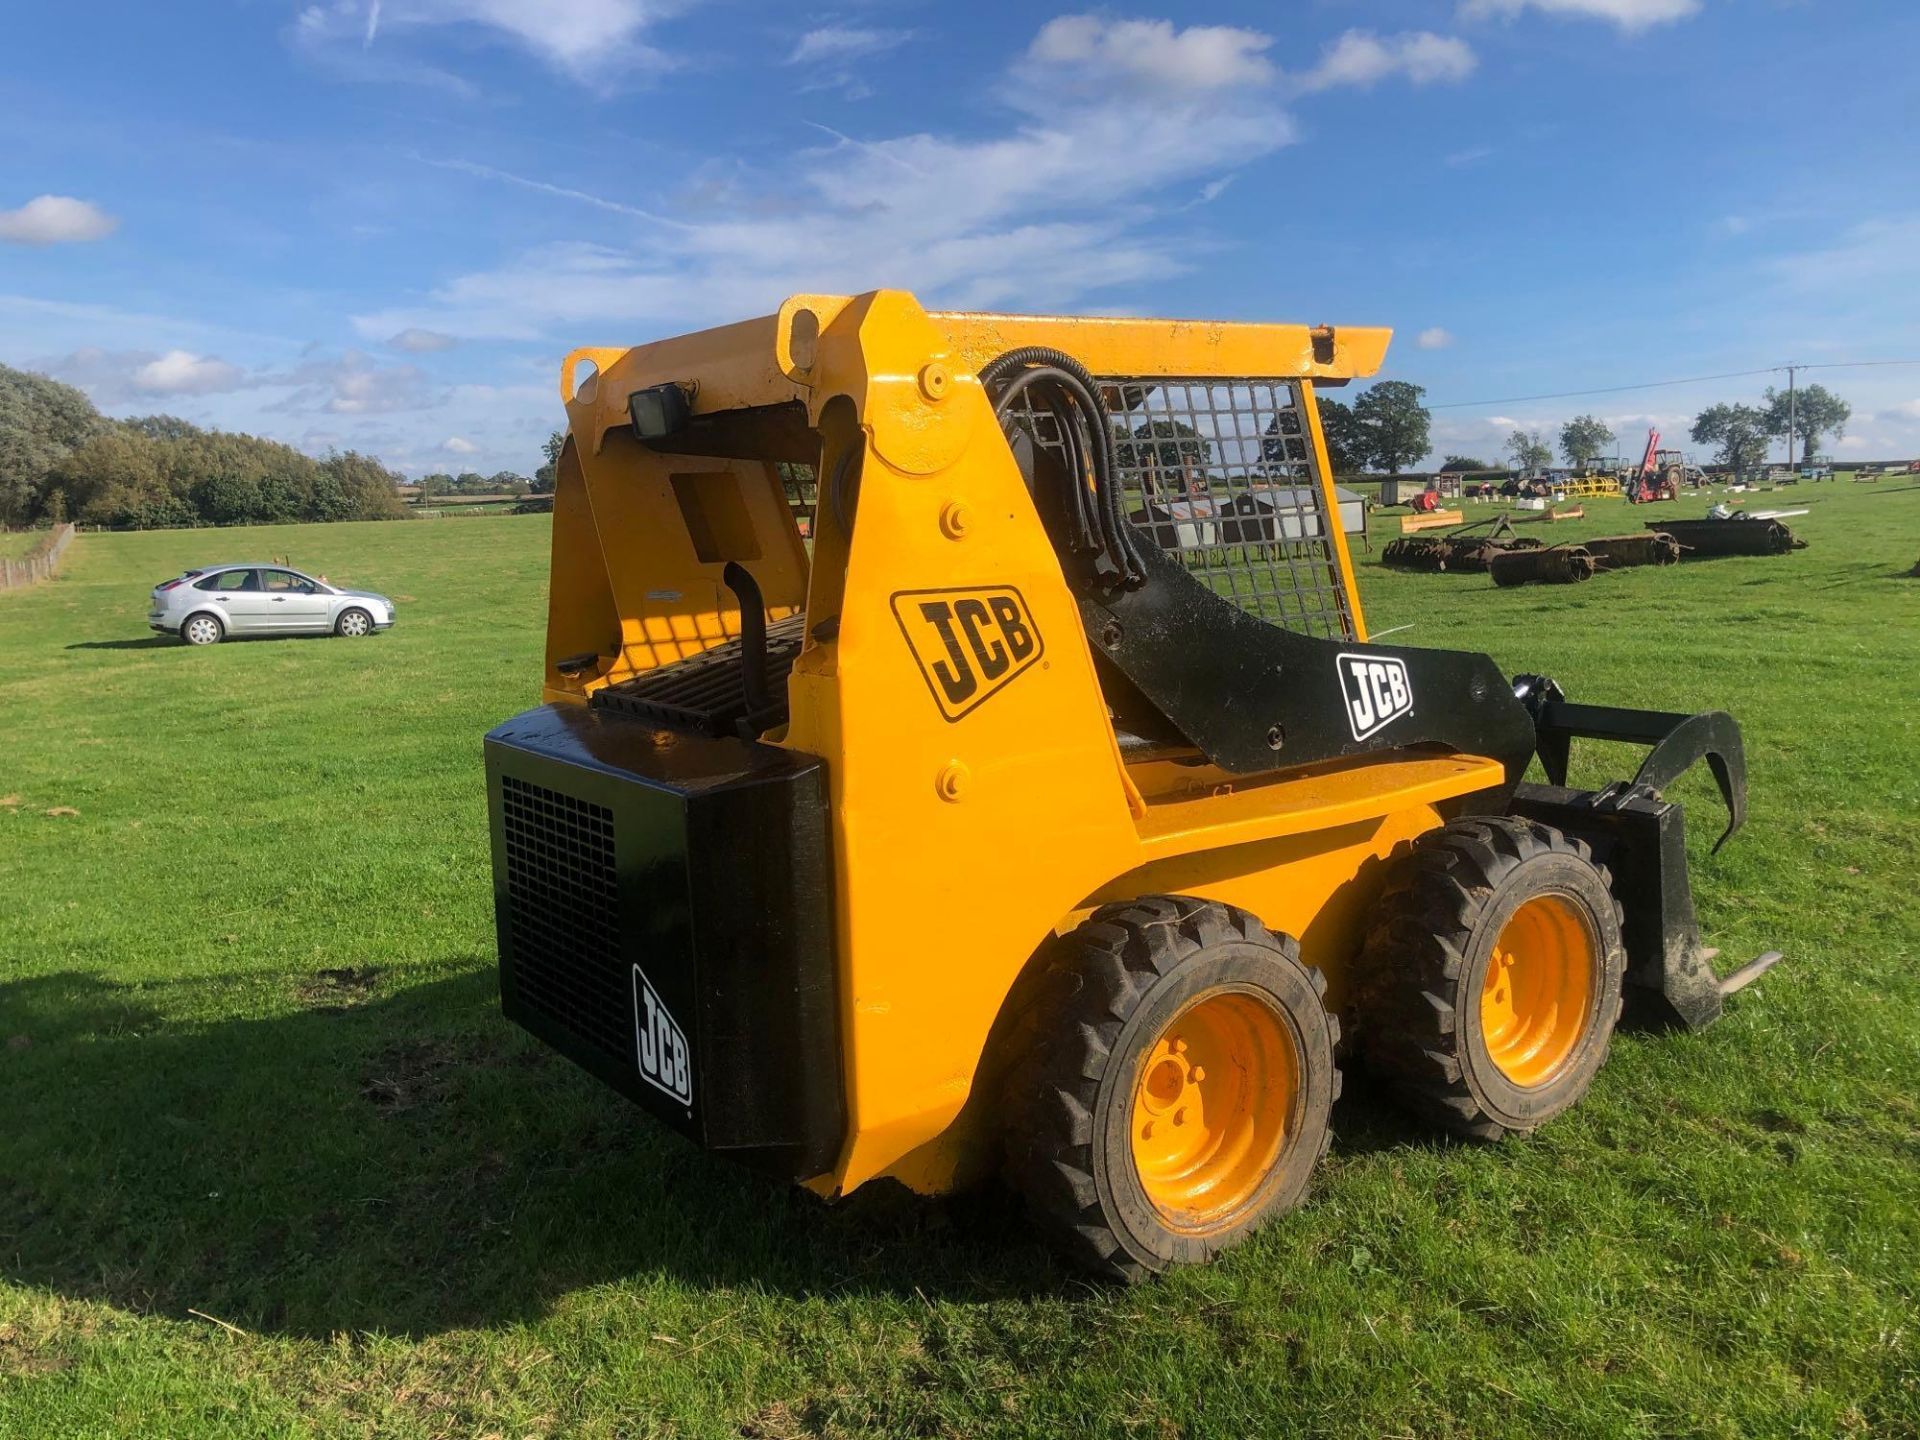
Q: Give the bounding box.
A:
[1304,372,1856,479]
[414,470,536,498]
[1,362,407,530]
[1483,385,1851,479]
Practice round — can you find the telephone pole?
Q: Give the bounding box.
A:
[1781,363,1800,469]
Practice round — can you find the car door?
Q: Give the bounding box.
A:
[195,568,271,634]
[260,569,334,633]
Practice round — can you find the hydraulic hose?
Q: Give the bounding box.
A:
[980,346,1147,589]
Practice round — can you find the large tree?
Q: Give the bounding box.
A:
[1352,381,1431,475]
[1691,403,1771,475]
[1763,383,1850,467]
[0,363,103,527]
[1559,414,1616,467]
[1125,418,1211,471]
[534,430,565,490]
[1311,397,1365,474]
[1506,429,1553,473]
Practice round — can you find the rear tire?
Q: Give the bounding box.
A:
[335,607,373,638]
[1003,896,1339,1281]
[1356,817,1625,1140]
[181,614,223,646]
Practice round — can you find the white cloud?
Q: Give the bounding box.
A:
[295,0,672,80]
[345,11,1489,419]
[1893,400,1920,420]
[1022,15,1275,93]
[1417,327,1455,350]
[0,195,119,246]
[133,350,247,395]
[1296,30,1477,93]
[271,350,442,414]
[787,26,911,66]
[388,327,459,352]
[38,347,249,402]
[1460,0,1700,33]
[361,17,1309,343]
[443,435,479,453]
[1769,217,1920,292]
[1445,145,1494,167]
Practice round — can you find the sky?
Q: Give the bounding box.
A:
[2,0,1918,477]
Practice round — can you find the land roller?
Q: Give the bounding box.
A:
[483,293,1778,1280]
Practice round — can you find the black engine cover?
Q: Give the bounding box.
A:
[484,703,842,1179]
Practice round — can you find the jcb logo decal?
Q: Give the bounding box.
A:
[1337,652,1414,741]
[891,586,1044,721]
[632,963,692,1109]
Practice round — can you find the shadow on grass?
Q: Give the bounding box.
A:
[0,966,1074,1339]
[66,634,342,650]
[0,967,1461,1339]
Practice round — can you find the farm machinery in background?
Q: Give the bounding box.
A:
[1625,430,1705,504]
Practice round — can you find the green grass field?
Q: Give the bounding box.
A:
[0,529,50,560]
[3,491,1917,1438]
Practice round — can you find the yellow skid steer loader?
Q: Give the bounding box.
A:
[484,292,1775,1279]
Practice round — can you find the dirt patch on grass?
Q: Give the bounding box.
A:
[359,1036,508,1112]
[0,1321,74,1379]
[298,966,381,1013]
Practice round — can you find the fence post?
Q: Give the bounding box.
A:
[0,523,76,591]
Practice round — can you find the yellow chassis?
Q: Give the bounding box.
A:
[540,292,1505,1197]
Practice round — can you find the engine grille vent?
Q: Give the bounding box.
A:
[499,774,627,1065]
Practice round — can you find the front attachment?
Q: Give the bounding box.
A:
[1506,680,1777,1030]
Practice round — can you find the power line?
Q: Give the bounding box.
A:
[1803,358,1920,371]
[1429,358,1920,411]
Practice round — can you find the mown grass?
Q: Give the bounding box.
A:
[1,491,1917,1438]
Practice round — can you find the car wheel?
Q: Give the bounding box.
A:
[182,614,223,646]
[335,607,373,638]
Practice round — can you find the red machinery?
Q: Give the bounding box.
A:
[1628,429,1680,504]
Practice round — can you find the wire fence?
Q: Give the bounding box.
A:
[0,525,77,591]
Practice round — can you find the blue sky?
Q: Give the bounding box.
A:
[3,0,1917,475]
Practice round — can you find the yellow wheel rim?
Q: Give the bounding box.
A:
[1129,991,1297,1230]
[1480,893,1597,1088]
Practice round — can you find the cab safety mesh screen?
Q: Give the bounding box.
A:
[1005,377,1358,641]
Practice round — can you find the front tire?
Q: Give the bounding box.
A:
[1356,817,1625,1140]
[181,614,223,646]
[335,607,373,638]
[1003,896,1340,1281]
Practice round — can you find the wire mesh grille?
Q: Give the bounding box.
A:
[1002,376,1357,641]
[500,775,627,1066]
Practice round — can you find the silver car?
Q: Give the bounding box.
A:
[148,564,397,645]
